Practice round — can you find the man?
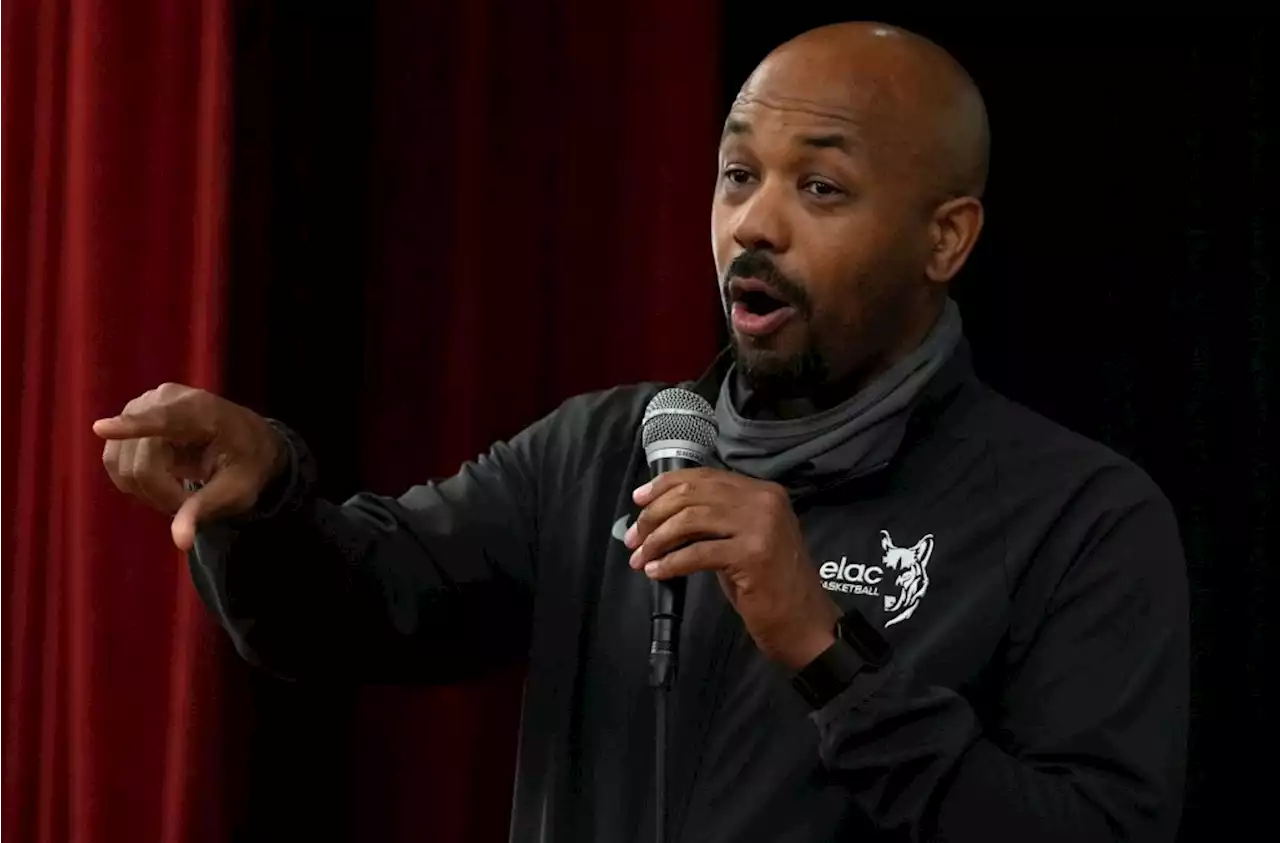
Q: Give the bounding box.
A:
[95,22,1188,843]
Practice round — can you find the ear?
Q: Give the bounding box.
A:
[925,196,984,284]
[880,529,893,551]
[913,534,935,564]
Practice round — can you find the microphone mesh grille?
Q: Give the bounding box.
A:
[642,388,718,452]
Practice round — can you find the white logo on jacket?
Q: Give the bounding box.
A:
[880,530,934,627]
[818,530,934,627]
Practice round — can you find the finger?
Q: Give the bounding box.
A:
[94,391,157,441]
[170,467,254,551]
[93,396,211,444]
[115,438,141,495]
[632,467,720,506]
[643,539,733,580]
[131,437,189,514]
[629,504,734,569]
[102,440,130,493]
[627,473,726,549]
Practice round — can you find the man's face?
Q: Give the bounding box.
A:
[711,67,933,400]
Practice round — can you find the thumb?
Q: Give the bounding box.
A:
[170,471,252,551]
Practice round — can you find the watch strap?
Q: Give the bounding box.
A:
[792,637,867,709]
[791,607,893,709]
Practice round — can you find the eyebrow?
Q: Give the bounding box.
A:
[799,132,856,153]
[723,117,751,140]
[721,119,858,155]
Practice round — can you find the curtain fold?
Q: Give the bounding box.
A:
[2,2,234,842]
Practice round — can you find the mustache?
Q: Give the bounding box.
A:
[723,251,812,316]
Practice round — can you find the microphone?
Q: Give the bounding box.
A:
[641,387,719,690]
[641,387,718,843]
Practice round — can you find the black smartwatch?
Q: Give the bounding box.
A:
[792,607,893,710]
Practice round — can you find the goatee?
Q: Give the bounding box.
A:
[722,249,826,399]
[732,339,830,402]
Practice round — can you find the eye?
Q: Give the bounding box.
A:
[722,166,755,186]
[803,179,844,198]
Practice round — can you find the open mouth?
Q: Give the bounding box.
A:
[730,277,791,314]
[729,277,798,337]
[738,288,787,315]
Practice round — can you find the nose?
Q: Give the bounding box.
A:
[730,180,791,254]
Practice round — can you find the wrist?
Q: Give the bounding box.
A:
[264,420,291,482]
[790,607,893,710]
[778,627,838,672]
[777,599,844,671]
[249,419,308,520]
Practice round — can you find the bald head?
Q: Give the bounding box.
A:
[711,22,989,412]
[736,22,990,201]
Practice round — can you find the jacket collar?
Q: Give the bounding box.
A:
[683,339,978,487]
[688,340,974,420]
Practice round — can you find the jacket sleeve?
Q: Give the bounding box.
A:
[811,475,1189,842]
[187,415,549,684]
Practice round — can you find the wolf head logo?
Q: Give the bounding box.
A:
[880,530,934,627]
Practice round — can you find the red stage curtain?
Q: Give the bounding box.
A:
[2,2,236,842]
[4,0,720,839]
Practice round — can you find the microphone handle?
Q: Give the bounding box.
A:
[649,579,686,689]
[647,453,703,843]
[648,455,698,689]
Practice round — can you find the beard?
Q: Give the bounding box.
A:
[722,250,830,400]
[732,333,830,399]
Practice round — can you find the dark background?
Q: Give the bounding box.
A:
[225,7,1273,842]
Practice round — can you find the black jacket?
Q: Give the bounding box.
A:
[190,342,1189,842]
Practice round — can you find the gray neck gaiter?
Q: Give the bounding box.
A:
[714,297,963,489]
